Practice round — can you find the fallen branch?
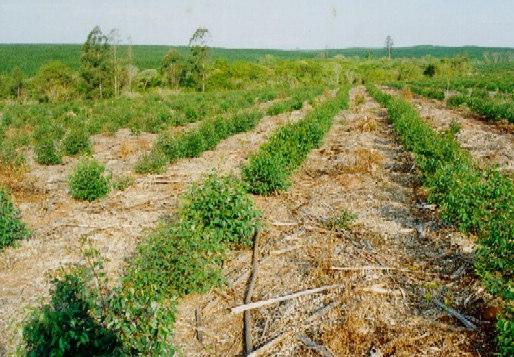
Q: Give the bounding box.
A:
[232,284,342,314]
[244,231,260,355]
[330,265,406,272]
[433,298,477,331]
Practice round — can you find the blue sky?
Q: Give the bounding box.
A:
[0,0,513,48]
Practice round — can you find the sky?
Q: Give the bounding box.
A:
[0,0,513,49]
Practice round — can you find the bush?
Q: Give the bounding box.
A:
[0,189,30,250]
[34,137,62,165]
[62,126,91,156]
[181,175,260,246]
[68,158,110,201]
[23,271,120,356]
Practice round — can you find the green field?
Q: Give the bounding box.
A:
[1,43,513,74]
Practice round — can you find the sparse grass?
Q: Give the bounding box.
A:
[111,175,135,191]
[324,209,357,231]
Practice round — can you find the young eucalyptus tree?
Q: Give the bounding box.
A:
[385,35,394,59]
[188,27,210,92]
[80,26,113,99]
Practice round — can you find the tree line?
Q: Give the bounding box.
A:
[0,26,211,102]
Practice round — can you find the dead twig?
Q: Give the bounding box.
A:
[232,284,342,314]
[433,298,477,331]
[244,231,260,355]
[195,308,204,344]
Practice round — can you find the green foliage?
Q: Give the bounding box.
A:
[32,61,79,103]
[0,189,30,250]
[266,86,323,116]
[497,308,514,357]
[109,174,260,354]
[243,86,350,194]
[80,26,114,99]
[368,85,514,354]
[144,110,264,172]
[134,150,168,174]
[423,63,436,77]
[181,175,260,246]
[34,137,62,165]
[62,126,91,156]
[68,158,110,201]
[23,272,120,357]
[410,85,445,100]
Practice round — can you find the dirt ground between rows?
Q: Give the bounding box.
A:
[173,87,495,356]
[383,87,514,175]
[0,97,320,355]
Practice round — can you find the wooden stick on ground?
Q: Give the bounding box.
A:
[330,265,406,272]
[232,284,342,314]
[433,298,477,331]
[195,308,204,344]
[244,231,260,355]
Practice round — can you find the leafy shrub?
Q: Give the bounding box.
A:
[423,64,436,77]
[68,158,110,201]
[23,272,120,356]
[243,86,350,194]
[34,137,62,165]
[62,126,91,156]
[0,189,30,250]
[181,175,260,246]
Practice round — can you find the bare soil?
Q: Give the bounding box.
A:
[0,100,316,354]
[173,87,494,356]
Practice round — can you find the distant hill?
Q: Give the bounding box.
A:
[0,44,512,75]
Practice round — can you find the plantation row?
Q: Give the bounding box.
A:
[0,87,286,167]
[243,86,350,194]
[135,86,324,174]
[19,86,350,355]
[389,81,514,124]
[368,85,513,356]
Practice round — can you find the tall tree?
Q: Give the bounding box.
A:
[385,35,394,59]
[161,49,185,88]
[108,29,122,96]
[80,26,113,99]
[188,28,210,92]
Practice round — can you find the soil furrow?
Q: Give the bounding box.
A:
[173,87,493,356]
[0,100,315,353]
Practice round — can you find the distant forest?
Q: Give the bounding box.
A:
[1,43,513,74]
